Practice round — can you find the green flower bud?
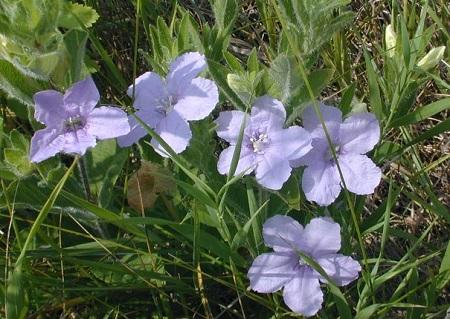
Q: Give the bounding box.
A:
[417,46,446,70]
[385,24,397,58]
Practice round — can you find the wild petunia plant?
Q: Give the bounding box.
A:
[248,215,361,317]
[2,1,447,317]
[216,96,312,190]
[118,52,219,156]
[29,77,130,163]
[291,103,382,206]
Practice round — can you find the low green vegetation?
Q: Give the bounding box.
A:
[0,0,449,318]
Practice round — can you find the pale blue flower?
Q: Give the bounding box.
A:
[292,103,381,206]
[118,52,219,157]
[30,77,130,163]
[216,96,312,190]
[248,215,361,317]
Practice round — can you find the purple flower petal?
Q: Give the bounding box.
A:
[299,105,380,204]
[339,153,381,195]
[86,106,130,140]
[117,108,164,147]
[290,142,326,168]
[269,126,312,161]
[302,103,342,132]
[317,253,361,286]
[30,77,133,161]
[217,145,256,176]
[174,77,219,121]
[167,52,206,96]
[63,77,100,116]
[33,90,65,127]
[309,120,341,141]
[62,128,96,155]
[30,128,65,163]
[339,112,380,155]
[215,111,247,143]
[128,72,167,110]
[262,215,304,253]
[302,162,342,206]
[248,252,298,293]
[299,217,341,257]
[250,96,286,131]
[282,267,323,317]
[290,121,340,168]
[152,111,192,157]
[215,96,311,191]
[249,215,361,317]
[255,152,292,190]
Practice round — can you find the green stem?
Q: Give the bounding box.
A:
[246,181,262,253]
[1,179,22,250]
[77,156,92,202]
[270,0,375,303]
[12,158,78,270]
[130,0,141,104]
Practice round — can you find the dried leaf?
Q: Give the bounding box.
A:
[127,162,176,211]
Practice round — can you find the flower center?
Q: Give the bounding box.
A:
[327,144,341,161]
[250,131,269,154]
[157,95,178,115]
[64,116,85,132]
[292,255,309,271]
[298,257,307,266]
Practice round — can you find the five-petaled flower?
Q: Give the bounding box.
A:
[248,215,361,317]
[117,52,219,156]
[215,96,312,190]
[291,103,382,206]
[30,77,130,163]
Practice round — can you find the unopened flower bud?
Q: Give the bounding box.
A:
[385,24,397,58]
[417,46,446,70]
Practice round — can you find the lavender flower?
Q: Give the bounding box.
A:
[117,52,219,156]
[292,103,382,206]
[30,77,130,163]
[216,96,312,190]
[248,215,361,317]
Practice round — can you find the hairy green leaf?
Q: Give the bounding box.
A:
[59,2,99,29]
